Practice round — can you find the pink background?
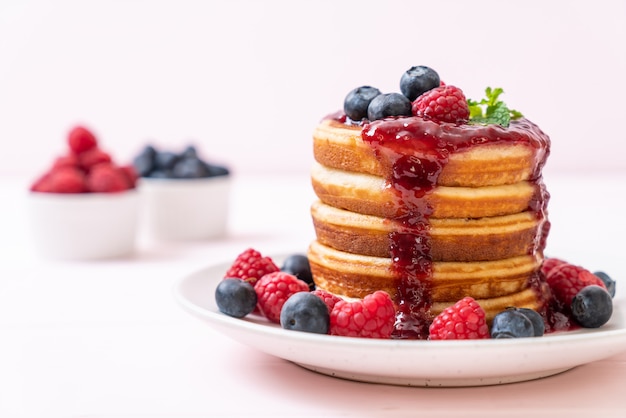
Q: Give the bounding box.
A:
[2,3,626,415]
[1,0,625,179]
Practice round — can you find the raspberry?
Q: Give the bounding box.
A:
[224,248,279,285]
[541,257,567,277]
[31,167,87,193]
[254,272,309,323]
[68,125,97,154]
[78,147,112,172]
[428,297,489,340]
[311,289,342,313]
[545,263,607,307]
[329,291,395,339]
[31,124,135,195]
[86,164,130,193]
[30,173,51,192]
[412,85,470,124]
[118,165,138,188]
[52,153,80,170]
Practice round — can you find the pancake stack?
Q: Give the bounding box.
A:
[307,113,551,339]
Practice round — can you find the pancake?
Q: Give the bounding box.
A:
[311,161,538,219]
[313,118,545,187]
[308,240,547,322]
[311,200,543,261]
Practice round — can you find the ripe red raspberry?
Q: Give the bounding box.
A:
[224,248,280,285]
[52,153,80,170]
[31,167,87,193]
[78,147,112,172]
[311,289,342,313]
[329,291,395,339]
[254,272,309,323]
[68,126,97,154]
[412,85,470,124]
[541,257,567,277]
[428,297,489,340]
[30,173,51,192]
[118,165,138,189]
[86,164,130,193]
[545,263,607,306]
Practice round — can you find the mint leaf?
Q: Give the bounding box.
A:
[489,103,511,126]
[467,87,522,127]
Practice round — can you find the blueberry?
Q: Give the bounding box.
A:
[172,157,211,179]
[367,93,412,121]
[135,144,230,180]
[517,308,545,336]
[571,285,613,328]
[281,254,314,290]
[154,151,180,170]
[343,86,381,121]
[491,309,535,338]
[594,271,616,298]
[133,145,156,177]
[205,163,230,177]
[215,278,258,318]
[400,65,440,101]
[181,145,198,159]
[147,169,173,178]
[280,292,329,334]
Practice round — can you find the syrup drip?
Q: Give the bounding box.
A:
[356,115,551,339]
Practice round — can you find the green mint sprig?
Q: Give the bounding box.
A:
[467,87,523,127]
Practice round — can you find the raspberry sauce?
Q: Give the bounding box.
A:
[357,115,551,339]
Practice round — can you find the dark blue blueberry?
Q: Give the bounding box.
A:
[491,309,535,338]
[367,93,412,121]
[181,145,198,159]
[154,151,180,170]
[147,169,174,178]
[571,285,613,328]
[134,144,230,180]
[400,65,440,101]
[343,86,381,121]
[280,292,329,334]
[133,145,156,177]
[517,308,545,336]
[215,278,258,318]
[281,254,314,290]
[205,163,230,177]
[594,271,616,298]
[172,157,211,179]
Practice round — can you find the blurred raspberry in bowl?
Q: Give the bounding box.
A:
[28,125,139,260]
[133,144,231,241]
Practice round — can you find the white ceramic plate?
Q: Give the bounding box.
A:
[173,256,626,387]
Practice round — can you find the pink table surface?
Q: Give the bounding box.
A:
[1,172,625,417]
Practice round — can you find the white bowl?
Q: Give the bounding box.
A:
[138,176,231,241]
[28,190,140,260]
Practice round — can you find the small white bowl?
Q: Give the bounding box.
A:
[28,190,140,260]
[138,176,231,241]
